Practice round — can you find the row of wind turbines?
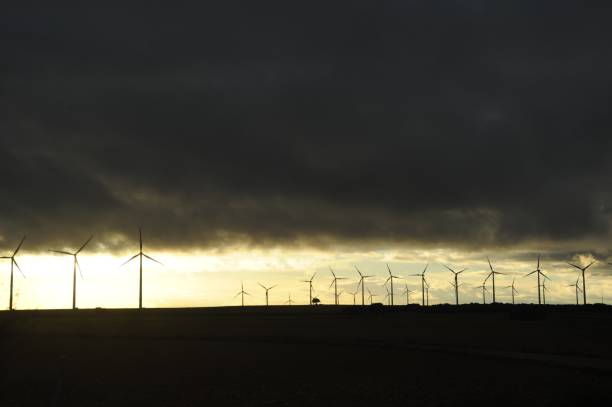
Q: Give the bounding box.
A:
[1,229,160,310]
[1,231,606,310]
[234,257,604,307]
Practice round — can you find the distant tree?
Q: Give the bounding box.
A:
[312,297,321,305]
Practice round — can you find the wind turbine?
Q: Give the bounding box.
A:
[444,265,466,305]
[329,267,347,305]
[234,281,250,306]
[385,264,403,306]
[567,261,595,305]
[348,290,358,305]
[484,257,505,303]
[301,272,316,305]
[367,288,377,305]
[49,235,93,310]
[525,255,550,305]
[477,282,488,304]
[383,285,391,306]
[505,278,519,305]
[284,294,295,305]
[567,277,582,305]
[1,236,26,311]
[120,228,162,309]
[354,266,374,306]
[541,279,549,305]
[258,283,277,306]
[400,283,414,305]
[411,264,429,306]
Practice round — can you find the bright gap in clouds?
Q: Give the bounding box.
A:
[0,248,610,310]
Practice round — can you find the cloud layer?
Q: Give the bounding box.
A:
[2,1,612,253]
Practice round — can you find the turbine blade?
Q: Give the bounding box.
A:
[120,253,139,267]
[49,250,73,256]
[13,236,27,256]
[13,259,25,278]
[584,261,596,270]
[269,285,277,290]
[76,258,84,279]
[457,269,467,274]
[258,283,266,290]
[443,264,455,273]
[423,264,429,274]
[76,235,94,254]
[143,253,163,265]
[354,266,363,277]
[525,270,537,276]
[567,262,582,271]
[487,257,493,271]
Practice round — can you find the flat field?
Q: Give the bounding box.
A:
[1,304,611,406]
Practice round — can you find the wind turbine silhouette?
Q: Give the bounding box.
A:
[525,255,549,305]
[477,281,488,304]
[541,279,549,304]
[383,285,391,305]
[484,257,504,303]
[284,294,294,305]
[354,266,374,306]
[234,281,250,306]
[567,277,582,305]
[1,236,26,311]
[120,228,162,309]
[367,288,377,305]
[258,283,277,306]
[411,264,428,306]
[400,283,414,305]
[49,235,93,310]
[348,290,358,305]
[567,261,595,305]
[505,278,519,304]
[301,272,316,305]
[329,267,346,305]
[385,264,403,306]
[444,265,466,305]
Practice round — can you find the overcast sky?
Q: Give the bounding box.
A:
[2,1,612,261]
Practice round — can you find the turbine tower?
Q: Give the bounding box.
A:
[383,285,391,306]
[49,235,93,310]
[329,267,346,305]
[301,272,316,305]
[1,236,26,311]
[411,264,428,306]
[567,261,595,305]
[234,281,250,306]
[120,228,162,309]
[525,255,549,305]
[444,265,466,305]
[484,257,505,303]
[354,266,374,306]
[567,277,582,305]
[258,283,277,306]
[505,278,519,305]
[284,294,294,305]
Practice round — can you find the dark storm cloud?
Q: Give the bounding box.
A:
[2,1,612,252]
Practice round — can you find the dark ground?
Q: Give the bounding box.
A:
[1,304,611,407]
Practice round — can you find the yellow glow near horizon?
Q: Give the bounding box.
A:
[0,248,611,310]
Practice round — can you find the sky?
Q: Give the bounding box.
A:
[2,1,612,309]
